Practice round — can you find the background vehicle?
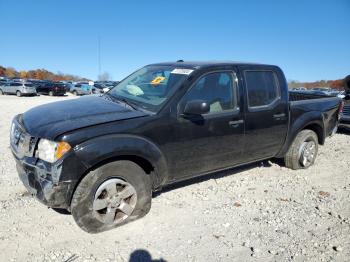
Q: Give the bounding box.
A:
[11,61,341,233]
[0,81,37,96]
[93,82,106,93]
[0,77,9,85]
[35,81,66,96]
[291,87,307,91]
[68,83,96,95]
[94,81,120,93]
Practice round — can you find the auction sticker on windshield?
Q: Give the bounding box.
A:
[171,68,194,75]
[151,76,166,85]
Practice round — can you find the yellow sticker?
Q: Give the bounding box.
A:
[151,76,166,85]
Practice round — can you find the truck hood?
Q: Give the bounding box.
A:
[22,95,149,139]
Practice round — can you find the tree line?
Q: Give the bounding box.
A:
[288,79,345,90]
[0,65,90,82]
[0,65,346,89]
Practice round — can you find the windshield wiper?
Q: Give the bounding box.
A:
[103,93,139,111]
[102,92,115,102]
[119,98,138,110]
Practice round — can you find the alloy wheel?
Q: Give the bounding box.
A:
[93,178,137,225]
[299,141,316,167]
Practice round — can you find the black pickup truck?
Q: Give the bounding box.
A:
[10,61,341,233]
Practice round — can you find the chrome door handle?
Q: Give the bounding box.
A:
[229,120,244,127]
[273,113,286,118]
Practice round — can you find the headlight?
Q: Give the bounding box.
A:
[37,139,71,163]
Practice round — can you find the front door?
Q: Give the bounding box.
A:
[166,70,245,181]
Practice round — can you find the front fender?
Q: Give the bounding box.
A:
[74,134,168,188]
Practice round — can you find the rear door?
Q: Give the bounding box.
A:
[240,67,289,161]
[36,83,44,93]
[10,83,21,94]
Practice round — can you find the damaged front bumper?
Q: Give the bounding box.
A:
[10,115,85,210]
[15,157,74,209]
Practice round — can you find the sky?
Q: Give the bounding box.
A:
[0,0,349,82]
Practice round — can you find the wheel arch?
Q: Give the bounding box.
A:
[302,122,325,145]
[276,111,325,158]
[73,134,168,190]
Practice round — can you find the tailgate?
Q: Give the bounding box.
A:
[54,85,66,92]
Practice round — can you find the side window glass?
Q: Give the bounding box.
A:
[181,72,236,114]
[245,71,280,107]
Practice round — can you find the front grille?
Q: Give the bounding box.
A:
[10,120,37,158]
[343,104,350,116]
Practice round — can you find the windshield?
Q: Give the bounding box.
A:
[108,65,192,112]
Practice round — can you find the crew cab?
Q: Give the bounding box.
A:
[10,61,341,233]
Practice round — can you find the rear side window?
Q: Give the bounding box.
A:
[245,71,280,107]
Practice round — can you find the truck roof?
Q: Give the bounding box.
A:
[149,60,276,69]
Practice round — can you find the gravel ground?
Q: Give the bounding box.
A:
[0,95,349,262]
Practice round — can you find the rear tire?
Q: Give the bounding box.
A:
[285,129,318,170]
[71,160,152,233]
[0,89,3,95]
[73,91,78,96]
[16,91,21,97]
[49,91,54,96]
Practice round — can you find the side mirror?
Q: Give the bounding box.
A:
[183,100,210,115]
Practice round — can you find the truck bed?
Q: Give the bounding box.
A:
[289,91,331,101]
[289,92,341,139]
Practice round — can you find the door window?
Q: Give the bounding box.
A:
[181,72,237,114]
[244,71,280,107]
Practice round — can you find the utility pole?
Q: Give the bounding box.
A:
[98,35,101,79]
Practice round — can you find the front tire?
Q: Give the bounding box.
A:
[49,91,54,96]
[285,129,318,170]
[71,161,152,233]
[0,89,3,95]
[16,91,22,97]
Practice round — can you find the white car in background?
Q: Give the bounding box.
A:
[0,82,37,97]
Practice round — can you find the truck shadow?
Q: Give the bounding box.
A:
[338,126,350,135]
[154,161,271,197]
[129,249,166,262]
